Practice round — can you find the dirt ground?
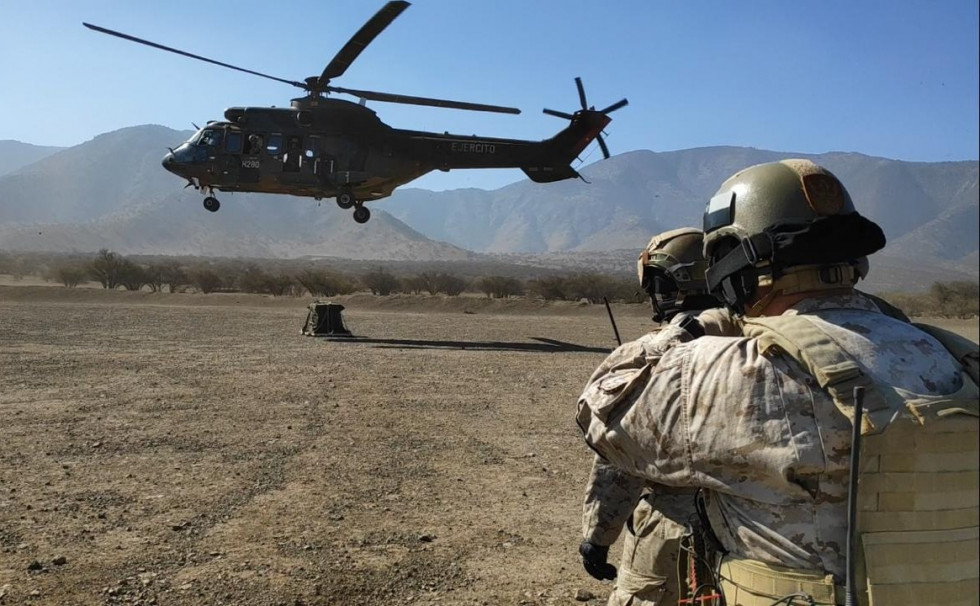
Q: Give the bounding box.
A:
[1,284,976,606]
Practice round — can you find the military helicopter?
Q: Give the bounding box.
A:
[84,1,627,224]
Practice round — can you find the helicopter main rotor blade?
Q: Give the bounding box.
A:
[328,86,521,114]
[543,108,574,120]
[601,98,629,114]
[82,22,308,90]
[319,1,411,85]
[575,77,588,110]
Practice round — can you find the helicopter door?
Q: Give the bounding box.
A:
[218,131,242,183]
[304,136,322,177]
[283,135,302,173]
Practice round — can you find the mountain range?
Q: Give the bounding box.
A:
[0,140,66,178]
[0,125,976,292]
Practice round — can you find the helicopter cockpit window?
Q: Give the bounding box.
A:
[266,134,282,155]
[225,132,243,154]
[199,129,223,147]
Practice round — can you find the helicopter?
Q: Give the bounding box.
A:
[84,1,627,224]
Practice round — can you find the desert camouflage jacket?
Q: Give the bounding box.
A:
[576,293,963,578]
[581,308,739,546]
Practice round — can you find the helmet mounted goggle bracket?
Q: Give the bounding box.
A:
[640,260,709,323]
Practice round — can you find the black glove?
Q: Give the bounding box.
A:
[579,541,617,581]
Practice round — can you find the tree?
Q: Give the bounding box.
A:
[434,273,467,296]
[237,266,269,294]
[117,259,148,291]
[90,249,123,289]
[527,276,569,301]
[54,263,88,288]
[191,269,222,294]
[266,274,296,297]
[361,267,399,296]
[479,275,524,299]
[565,273,621,304]
[296,268,357,297]
[402,275,428,295]
[159,261,188,293]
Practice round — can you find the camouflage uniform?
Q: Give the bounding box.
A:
[582,308,738,605]
[576,293,963,581]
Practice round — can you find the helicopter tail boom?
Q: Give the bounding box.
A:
[520,108,610,183]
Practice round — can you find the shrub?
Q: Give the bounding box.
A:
[877,281,979,318]
[361,267,399,296]
[435,273,467,296]
[158,261,188,293]
[190,269,222,294]
[89,249,124,289]
[479,275,524,299]
[297,268,357,297]
[53,263,88,288]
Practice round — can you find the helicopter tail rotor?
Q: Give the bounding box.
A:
[542,77,627,159]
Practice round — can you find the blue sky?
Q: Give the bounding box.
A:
[1,0,977,191]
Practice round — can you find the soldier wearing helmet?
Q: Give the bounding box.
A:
[579,228,736,606]
[577,160,978,605]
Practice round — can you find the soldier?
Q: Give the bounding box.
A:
[576,159,979,605]
[579,228,737,605]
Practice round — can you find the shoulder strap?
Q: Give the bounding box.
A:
[742,315,895,434]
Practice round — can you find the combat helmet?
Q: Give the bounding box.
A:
[702,159,885,314]
[637,227,718,323]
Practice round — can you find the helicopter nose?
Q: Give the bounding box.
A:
[161,152,178,174]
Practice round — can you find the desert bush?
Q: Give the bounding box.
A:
[479,275,524,299]
[190,269,223,294]
[931,281,979,317]
[402,275,428,295]
[266,274,297,297]
[297,269,357,297]
[563,273,624,304]
[157,261,188,293]
[877,280,979,318]
[361,267,400,296]
[117,259,148,291]
[52,263,89,288]
[142,263,165,292]
[527,276,570,301]
[239,265,272,294]
[435,273,467,296]
[89,249,124,289]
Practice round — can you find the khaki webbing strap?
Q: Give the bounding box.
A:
[719,557,844,606]
[758,264,859,295]
[742,315,893,434]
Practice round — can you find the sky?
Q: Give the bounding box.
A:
[1,0,977,191]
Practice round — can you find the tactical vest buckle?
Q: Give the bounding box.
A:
[819,265,844,285]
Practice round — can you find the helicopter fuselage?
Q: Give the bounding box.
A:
[162,97,609,204]
[88,2,625,223]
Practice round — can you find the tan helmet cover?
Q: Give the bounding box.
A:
[637,227,708,288]
[703,159,856,260]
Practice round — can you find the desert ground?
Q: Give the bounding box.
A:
[1,283,976,606]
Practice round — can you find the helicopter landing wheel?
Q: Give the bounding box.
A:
[336,191,355,210]
[352,205,371,224]
[203,196,220,212]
